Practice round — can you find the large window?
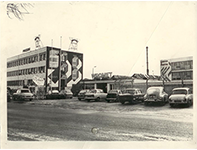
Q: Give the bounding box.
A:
[172,71,193,80]
[171,60,193,71]
[7,54,42,68]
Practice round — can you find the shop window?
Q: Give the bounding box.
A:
[43,54,46,60]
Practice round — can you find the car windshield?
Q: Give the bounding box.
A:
[109,90,118,93]
[147,88,160,94]
[80,90,88,93]
[124,90,135,94]
[172,90,187,95]
[21,89,30,93]
[52,90,59,93]
[65,90,71,93]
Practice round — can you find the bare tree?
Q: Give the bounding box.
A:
[7,3,34,20]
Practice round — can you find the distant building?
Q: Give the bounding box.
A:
[160,56,193,81]
[7,46,83,92]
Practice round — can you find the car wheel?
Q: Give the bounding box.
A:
[87,100,90,102]
[144,101,148,106]
[29,99,32,101]
[107,100,110,103]
[186,101,191,107]
[116,97,120,102]
[96,97,100,102]
[120,101,125,104]
[170,104,174,107]
[78,98,81,101]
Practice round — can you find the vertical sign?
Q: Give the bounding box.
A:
[160,60,172,82]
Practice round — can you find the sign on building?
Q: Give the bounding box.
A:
[160,60,172,82]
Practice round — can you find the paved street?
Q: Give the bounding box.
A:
[7,97,193,141]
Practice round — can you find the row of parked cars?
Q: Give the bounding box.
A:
[77,86,193,107]
[8,86,193,108]
[8,88,73,101]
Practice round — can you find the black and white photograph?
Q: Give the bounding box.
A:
[0,1,197,149]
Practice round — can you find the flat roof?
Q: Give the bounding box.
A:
[161,56,193,63]
[7,46,83,62]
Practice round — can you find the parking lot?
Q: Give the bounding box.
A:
[25,97,193,122]
[7,97,193,142]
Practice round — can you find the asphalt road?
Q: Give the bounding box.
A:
[7,97,193,141]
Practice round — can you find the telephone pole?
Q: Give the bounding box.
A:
[146,46,149,90]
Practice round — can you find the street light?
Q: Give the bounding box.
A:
[92,66,96,76]
[92,66,96,89]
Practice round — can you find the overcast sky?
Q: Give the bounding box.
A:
[1,1,196,79]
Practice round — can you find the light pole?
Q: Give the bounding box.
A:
[92,66,96,78]
[92,66,96,89]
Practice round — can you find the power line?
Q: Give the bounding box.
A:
[127,2,172,76]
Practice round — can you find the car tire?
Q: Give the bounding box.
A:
[107,100,110,103]
[87,100,90,102]
[96,97,100,102]
[186,101,191,107]
[120,101,125,104]
[144,101,148,106]
[116,97,120,102]
[170,104,174,107]
[29,99,32,101]
[78,98,81,101]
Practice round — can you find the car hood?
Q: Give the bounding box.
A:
[85,93,94,96]
[169,94,186,100]
[21,93,33,96]
[119,93,133,96]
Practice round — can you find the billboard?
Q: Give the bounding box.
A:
[45,47,83,91]
[60,51,83,87]
[46,47,60,91]
[160,60,172,82]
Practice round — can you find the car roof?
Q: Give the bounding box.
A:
[148,86,164,90]
[173,87,190,91]
[18,88,29,90]
[124,88,140,91]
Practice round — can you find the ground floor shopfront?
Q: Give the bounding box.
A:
[79,79,193,94]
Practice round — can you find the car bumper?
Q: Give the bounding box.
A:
[106,98,117,101]
[169,100,188,104]
[144,98,163,102]
[85,97,96,100]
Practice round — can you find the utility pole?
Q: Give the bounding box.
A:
[146,46,149,90]
[59,36,62,91]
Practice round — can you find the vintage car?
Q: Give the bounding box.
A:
[59,89,73,99]
[77,89,90,101]
[46,90,60,99]
[7,89,12,102]
[13,88,34,101]
[144,86,168,105]
[168,87,193,107]
[119,88,144,104]
[85,89,107,102]
[106,89,122,103]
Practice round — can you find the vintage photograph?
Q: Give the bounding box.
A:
[1,1,196,149]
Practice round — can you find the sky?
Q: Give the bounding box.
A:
[1,1,197,79]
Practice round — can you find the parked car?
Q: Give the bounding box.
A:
[119,88,144,104]
[46,90,60,99]
[144,86,168,105]
[13,88,34,101]
[7,89,12,102]
[85,89,107,102]
[77,89,90,101]
[168,87,193,107]
[59,89,73,99]
[106,89,122,103]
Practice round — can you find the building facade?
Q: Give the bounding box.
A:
[7,46,83,92]
[160,56,193,81]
